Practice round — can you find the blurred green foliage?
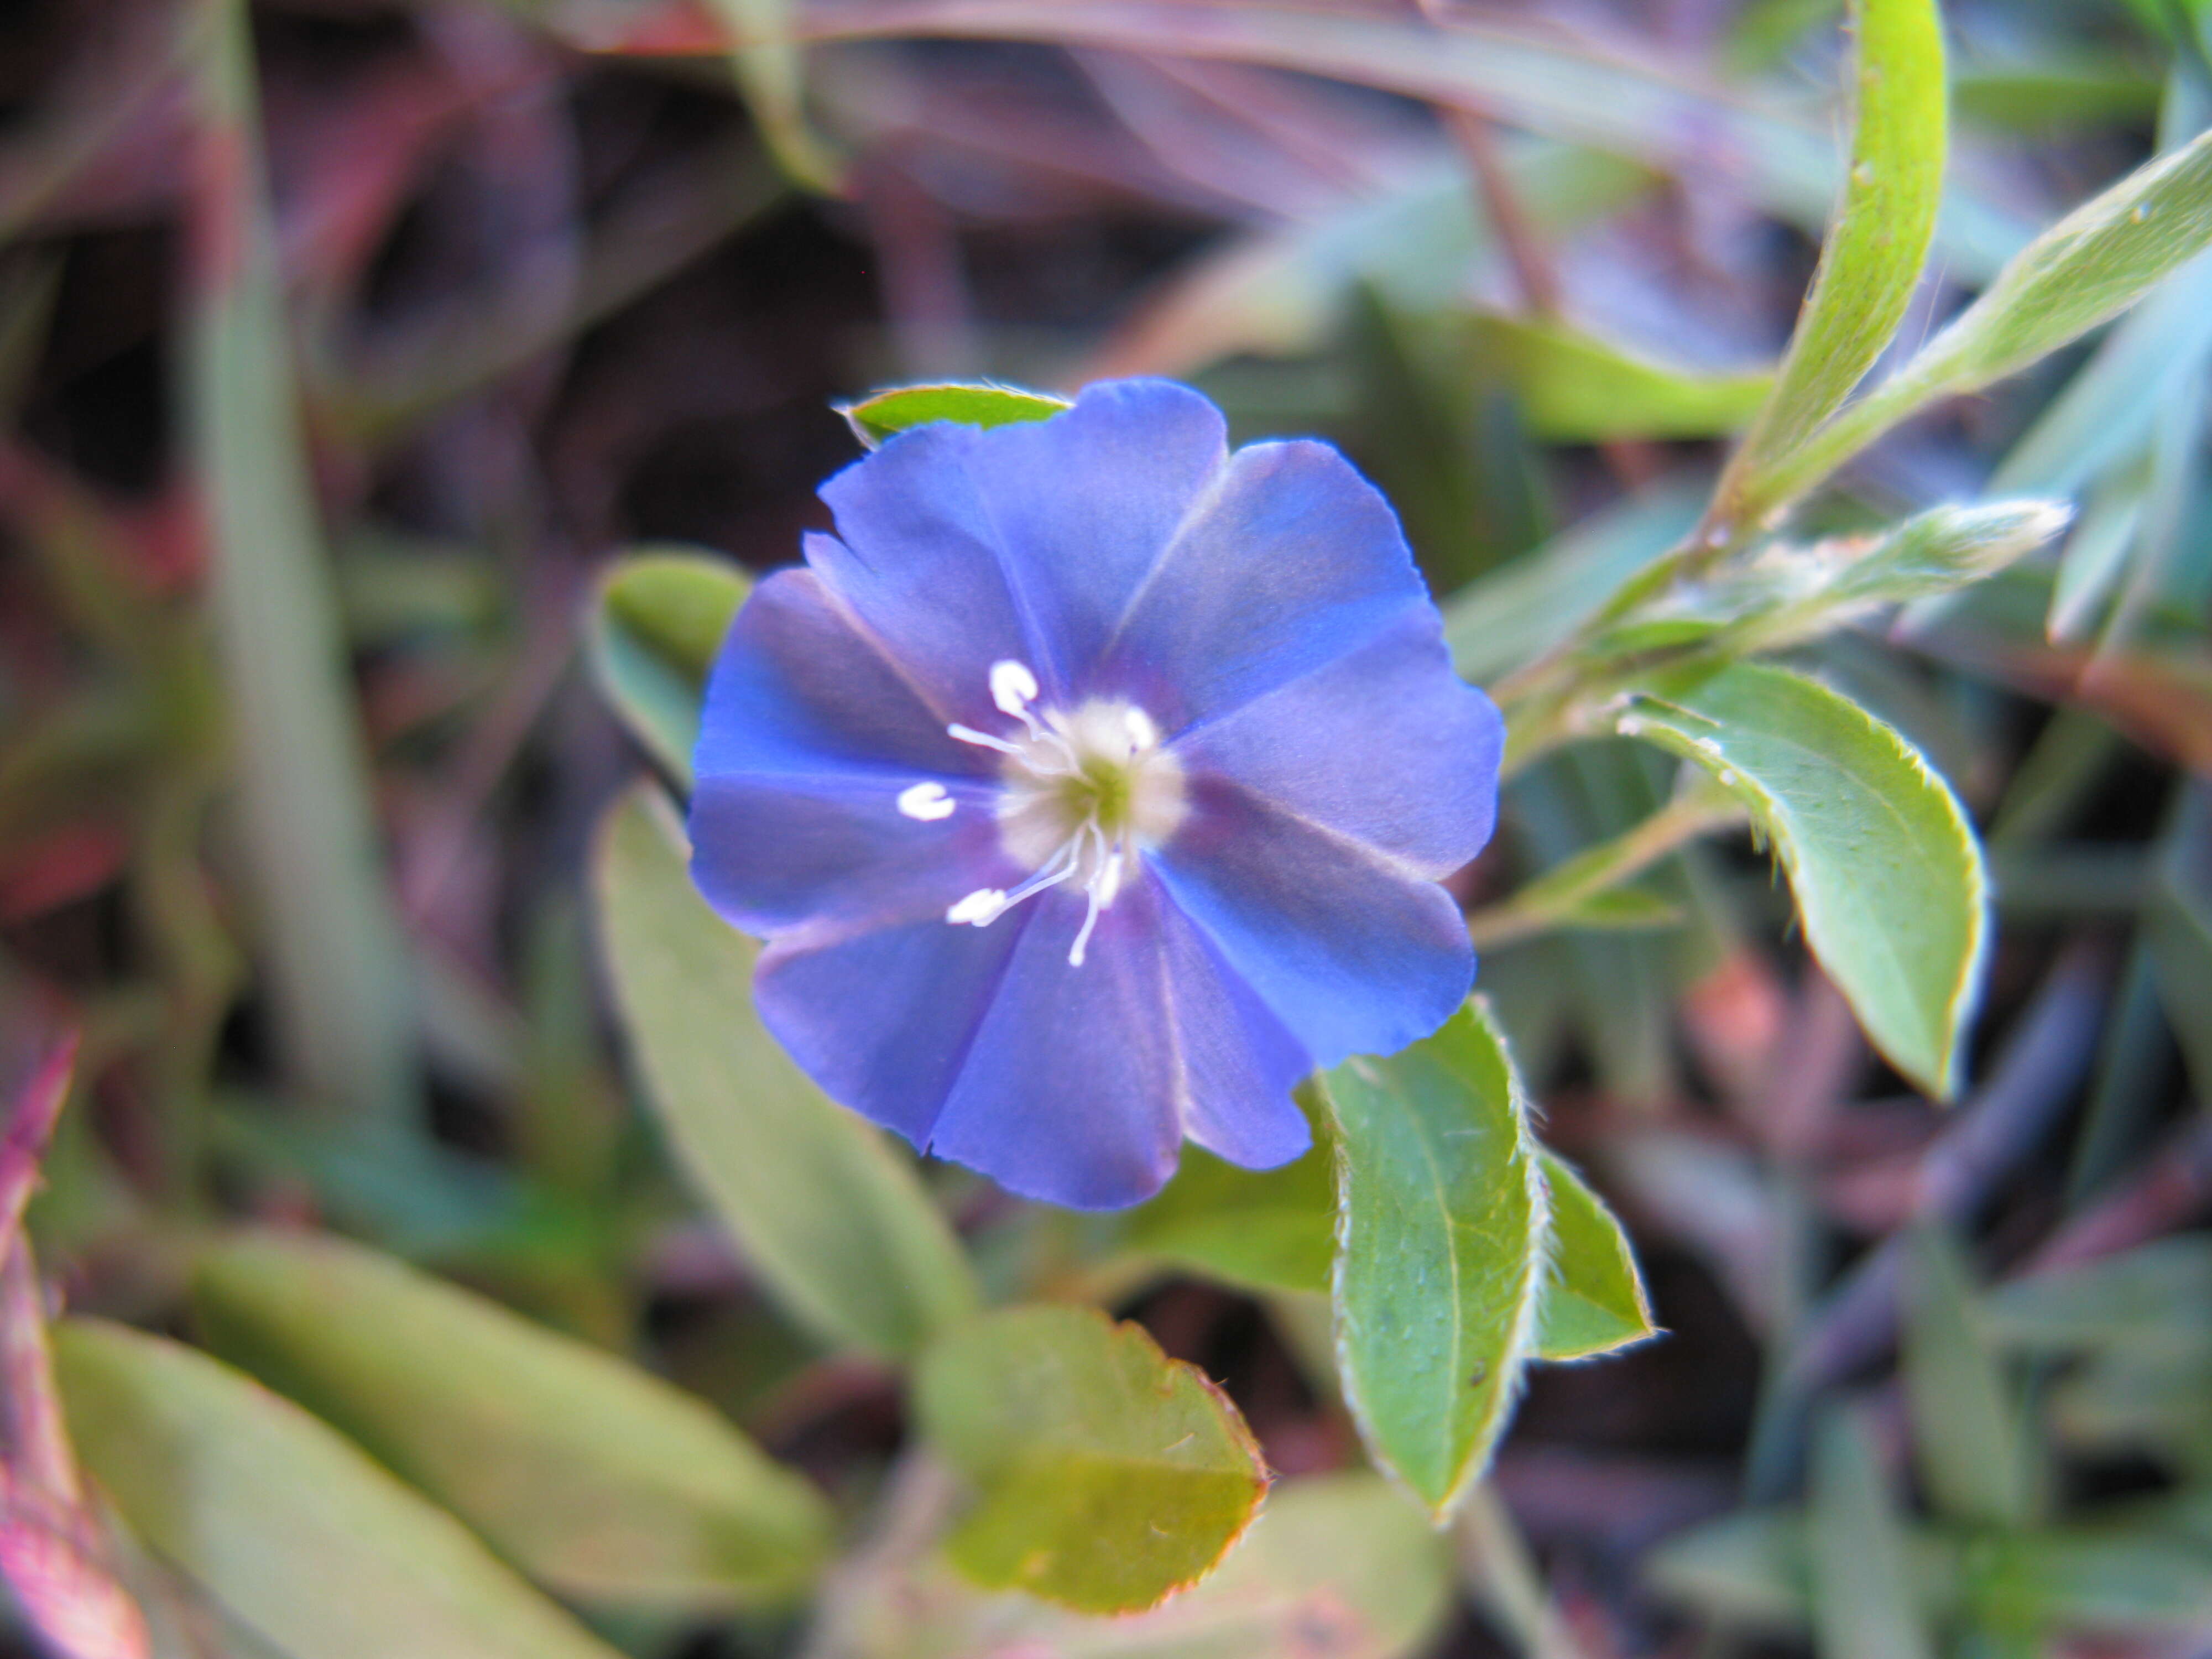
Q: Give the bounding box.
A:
[0,1,2209,1657]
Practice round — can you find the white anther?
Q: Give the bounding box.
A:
[947,889,1006,925]
[990,660,1040,718]
[1068,903,1101,967]
[896,782,956,821]
[1094,850,1124,909]
[1121,707,1159,754]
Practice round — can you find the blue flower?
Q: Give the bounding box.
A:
[688,379,1503,1209]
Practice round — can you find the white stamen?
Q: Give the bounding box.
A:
[896,782,956,821]
[1069,895,1104,966]
[926,669,1187,967]
[990,660,1040,718]
[1094,848,1124,909]
[1068,848,1124,967]
[948,722,1021,756]
[947,889,1006,925]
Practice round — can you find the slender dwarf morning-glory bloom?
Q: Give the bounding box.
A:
[688,379,1504,1209]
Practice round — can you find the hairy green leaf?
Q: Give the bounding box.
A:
[1760,127,2212,513]
[1717,0,1946,518]
[593,784,980,1358]
[1532,1152,1657,1361]
[837,383,1071,448]
[1620,664,1987,1098]
[586,550,750,787]
[1895,128,2212,400]
[1324,1000,1547,1517]
[192,1232,833,1609]
[54,1319,627,1659]
[913,1305,1267,1614]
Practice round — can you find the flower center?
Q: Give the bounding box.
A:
[897,660,1186,966]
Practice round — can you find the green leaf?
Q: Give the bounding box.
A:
[593,783,980,1358]
[1472,313,1771,441]
[1443,482,1707,685]
[53,1319,628,1659]
[1121,1084,1333,1296]
[1620,663,1987,1098]
[1532,1152,1657,1361]
[837,383,1071,448]
[912,1304,1268,1614]
[1593,501,2068,664]
[1982,1238,2212,1358]
[1323,1000,1547,1517]
[1968,1527,2212,1636]
[1717,0,1947,517]
[1902,1228,2038,1531]
[585,550,751,787]
[1809,1404,1937,1659]
[1123,1149,1334,1297]
[1650,1509,1981,1635]
[810,1467,1451,1659]
[1896,126,2212,399]
[1646,1510,1815,1634]
[191,1231,833,1609]
[1757,126,2212,514]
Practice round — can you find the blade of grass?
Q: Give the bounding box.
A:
[186,0,420,1133]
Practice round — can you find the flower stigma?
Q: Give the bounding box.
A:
[936,659,1186,966]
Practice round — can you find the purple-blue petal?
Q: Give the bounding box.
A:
[690,568,1016,935]
[753,869,1311,1209]
[755,906,1026,1150]
[948,380,1227,687]
[691,773,1011,937]
[693,567,980,782]
[1171,606,1503,878]
[1094,437,1433,733]
[1151,776,1477,1070]
[805,381,1229,714]
[807,439,1040,728]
